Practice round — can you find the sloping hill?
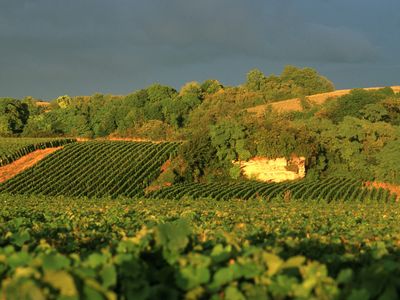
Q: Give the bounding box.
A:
[0,138,75,166]
[247,86,400,116]
[0,147,62,183]
[0,141,180,198]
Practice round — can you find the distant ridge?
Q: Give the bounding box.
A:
[247,86,400,116]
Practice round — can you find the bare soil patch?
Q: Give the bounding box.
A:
[145,159,174,193]
[76,138,91,142]
[0,147,62,183]
[36,101,50,107]
[364,181,400,201]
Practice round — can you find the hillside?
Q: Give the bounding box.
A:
[0,141,180,198]
[1,77,400,299]
[0,147,62,183]
[1,140,396,201]
[1,67,399,191]
[247,86,400,116]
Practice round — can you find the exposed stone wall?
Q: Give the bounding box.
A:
[235,156,306,183]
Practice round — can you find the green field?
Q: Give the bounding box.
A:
[0,141,180,198]
[0,137,76,166]
[146,177,396,202]
[0,194,399,299]
[0,139,399,299]
[1,140,396,202]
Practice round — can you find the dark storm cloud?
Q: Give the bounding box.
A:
[0,0,398,99]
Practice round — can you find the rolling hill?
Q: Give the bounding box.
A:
[247,86,400,116]
[0,141,180,198]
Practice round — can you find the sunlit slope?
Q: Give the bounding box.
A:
[0,141,180,198]
[247,86,400,116]
[0,137,75,166]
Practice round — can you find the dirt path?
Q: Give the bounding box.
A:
[247,86,400,116]
[0,147,62,183]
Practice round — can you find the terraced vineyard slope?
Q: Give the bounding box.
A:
[0,147,64,184]
[0,137,76,166]
[147,177,397,202]
[0,141,180,198]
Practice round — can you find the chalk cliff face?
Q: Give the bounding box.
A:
[235,156,305,183]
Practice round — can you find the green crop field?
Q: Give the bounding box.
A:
[2,140,395,202]
[0,141,180,198]
[0,139,399,299]
[147,177,396,202]
[0,194,399,299]
[0,137,76,166]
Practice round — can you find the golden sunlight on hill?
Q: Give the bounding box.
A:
[247,86,400,116]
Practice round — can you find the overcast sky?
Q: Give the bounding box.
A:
[0,0,399,100]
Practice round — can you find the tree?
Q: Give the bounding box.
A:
[124,89,148,108]
[163,82,203,128]
[360,103,389,122]
[374,139,400,184]
[56,95,73,109]
[382,97,400,125]
[22,114,60,137]
[146,84,177,103]
[281,65,334,95]
[0,98,29,135]
[307,116,397,179]
[179,131,218,182]
[210,120,251,161]
[245,69,266,91]
[164,95,201,128]
[179,81,202,97]
[22,96,45,116]
[324,89,389,123]
[87,95,119,137]
[134,120,173,140]
[200,79,223,94]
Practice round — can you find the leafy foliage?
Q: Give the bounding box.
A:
[321,88,394,123]
[245,66,334,99]
[0,98,29,136]
[374,139,400,184]
[0,194,399,299]
[2,68,399,187]
[0,141,180,198]
[210,120,251,162]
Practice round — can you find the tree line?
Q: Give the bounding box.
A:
[1,65,399,185]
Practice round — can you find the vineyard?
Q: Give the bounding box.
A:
[1,137,399,299]
[0,141,180,198]
[147,177,397,202]
[0,194,399,299]
[0,137,76,166]
[1,138,396,201]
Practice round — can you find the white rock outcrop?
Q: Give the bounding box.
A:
[234,156,305,183]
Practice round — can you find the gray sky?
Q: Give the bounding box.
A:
[0,0,399,100]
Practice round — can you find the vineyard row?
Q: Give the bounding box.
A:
[0,138,76,166]
[0,141,180,198]
[146,177,397,202]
